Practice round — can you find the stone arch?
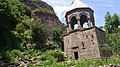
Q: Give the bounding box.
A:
[80,14,89,28]
[69,14,77,22]
[70,16,78,30]
[78,12,90,28]
[79,11,90,19]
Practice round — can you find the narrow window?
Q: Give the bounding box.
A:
[86,35,88,38]
[82,42,85,49]
[91,35,94,38]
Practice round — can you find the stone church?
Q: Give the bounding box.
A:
[63,0,106,60]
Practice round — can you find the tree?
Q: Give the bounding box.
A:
[31,19,47,49]
[0,0,33,50]
[52,28,66,50]
[104,12,120,34]
[104,12,120,55]
[0,0,25,50]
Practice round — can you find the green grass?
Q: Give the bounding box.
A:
[1,49,120,67]
[39,55,120,67]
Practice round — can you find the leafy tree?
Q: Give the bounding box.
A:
[104,12,120,55]
[104,12,120,34]
[12,19,48,50]
[53,28,66,50]
[31,19,47,49]
[99,26,104,30]
[107,32,120,55]
[12,19,33,50]
[0,0,26,50]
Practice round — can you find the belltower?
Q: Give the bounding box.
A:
[66,0,95,33]
[64,0,107,60]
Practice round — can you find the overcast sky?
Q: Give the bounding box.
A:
[42,0,120,27]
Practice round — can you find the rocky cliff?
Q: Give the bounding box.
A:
[0,0,65,66]
[20,0,65,38]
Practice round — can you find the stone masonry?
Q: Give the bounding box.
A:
[64,0,107,60]
[64,27,106,59]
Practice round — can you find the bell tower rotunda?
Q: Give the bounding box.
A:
[64,0,108,60]
[66,0,95,33]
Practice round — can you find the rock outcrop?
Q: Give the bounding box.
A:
[0,0,65,66]
[20,0,65,39]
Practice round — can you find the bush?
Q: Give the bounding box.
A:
[3,49,120,67]
[7,50,22,63]
[40,49,64,66]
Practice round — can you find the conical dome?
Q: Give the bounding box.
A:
[67,0,90,12]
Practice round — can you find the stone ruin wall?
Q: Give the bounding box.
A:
[64,27,106,59]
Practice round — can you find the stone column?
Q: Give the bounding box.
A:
[66,17,72,33]
[77,19,83,30]
[87,18,91,27]
[91,22,93,27]
[67,23,72,32]
[88,20,94,27]
[76,14,83,30]
[67,26,69,33]
[87,15,94,27]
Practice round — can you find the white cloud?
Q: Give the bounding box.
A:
[89,0,114,3]
[42,0,69,6]
[94,14,98,18]
[94,4,113,7]
[85,0,114,7]
[53,6,68,14]
[42,0,70,24]
[53,5,68,23]
[41,0,115,25]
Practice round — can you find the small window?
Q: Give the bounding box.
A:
[91,35,94,38]
[72,46,78,49]
[82,42,84,47]
[86,35,88,38]
[82,42,85,49]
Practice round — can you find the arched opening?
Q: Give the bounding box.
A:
[80,15,89,28]
[70,16,78,30]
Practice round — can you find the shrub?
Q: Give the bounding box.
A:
[7,50,22,63]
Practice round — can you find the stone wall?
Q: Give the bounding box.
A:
[64,27,106,59]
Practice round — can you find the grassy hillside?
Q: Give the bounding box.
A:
[0,0,66,66]
[0,0,119,67]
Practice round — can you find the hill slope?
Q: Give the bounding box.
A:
[21,0,65,39]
